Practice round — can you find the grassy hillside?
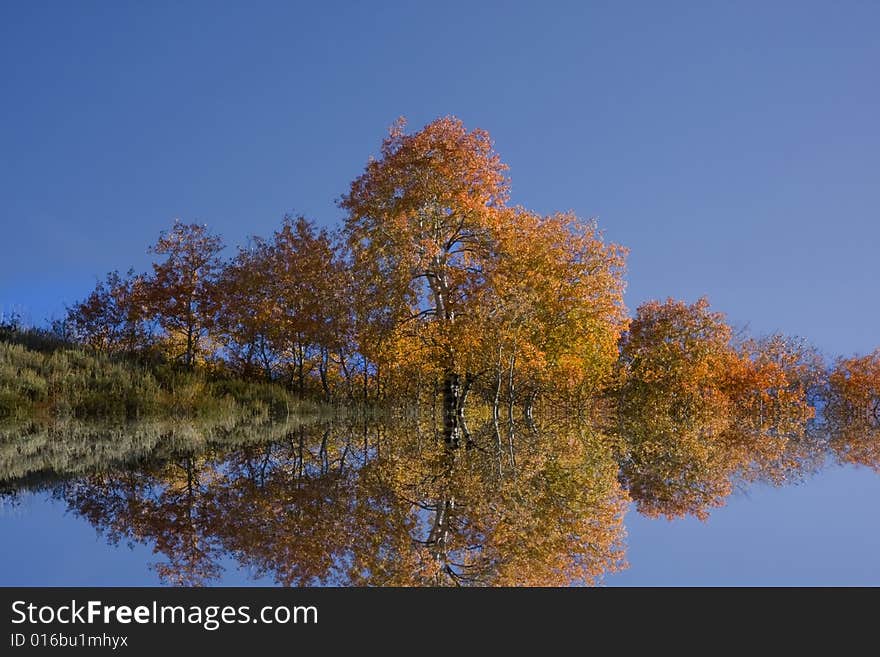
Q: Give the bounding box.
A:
[0,333,305,421]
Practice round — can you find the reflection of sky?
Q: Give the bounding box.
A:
[609,465,880,586]
[2,463,878,586]
[1,494,272,586]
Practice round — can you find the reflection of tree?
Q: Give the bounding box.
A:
[202,429,365,585]
[10,327,863,585]
[57,420,627,586]
[382,420,627,586]
[63,457,223,585]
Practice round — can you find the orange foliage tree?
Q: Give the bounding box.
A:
[474,208,627,416]
[826,351,880,471]
[213,215,352,396]
[340,117,509,439]
[264,216,349,398]
[341,117,627,437]
[616,298,817,519]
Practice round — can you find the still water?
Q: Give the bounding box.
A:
[1,416,878,586]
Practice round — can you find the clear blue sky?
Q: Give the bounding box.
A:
[2,1,878,357]
[1,1,879,585]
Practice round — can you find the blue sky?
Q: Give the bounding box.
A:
[1,2,879,585]
[2,1,878,357]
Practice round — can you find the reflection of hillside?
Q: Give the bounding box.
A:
[0,415,317,492]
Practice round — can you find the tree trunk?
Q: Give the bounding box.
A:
[376,362,382,401]
[296,342,305,397]
[338,352,354,400]
[319,347,330,400]
[185,324,195,369]
[426,497,454,579]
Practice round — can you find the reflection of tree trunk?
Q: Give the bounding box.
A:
[493,416,503,477]
[443,372,471,448]
[426,497,454,569]
[319,431,329,474]
[297,429,305,484]
[507,354,516,423]
[185,457,194,499]
[362,421,368,462]
[493,347,503,423]
[184,457,201,583]
[362,356,369,403]
[507,420,517,472]
[524,391,536,426]
[460,377,472,448]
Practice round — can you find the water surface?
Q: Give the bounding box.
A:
[1,416,877,586]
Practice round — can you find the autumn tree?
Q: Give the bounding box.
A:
[341,117,508,436]
[825,351,880,471]
[616,298,819,519]
[66,269,150,354]
[398,420,628,586]
[51,417,628,586]
[615,298,741,518]
[267,216,346,397]
[62,457,223,586]
[473,208,627,418]
[726,334,822,484]
[214,238,279,379]
[142,221,224,369]
[341,117,627,438]
[201,428,363,585]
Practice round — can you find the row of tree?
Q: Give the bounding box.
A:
[63,117,880,460]
[66,117,630,415]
